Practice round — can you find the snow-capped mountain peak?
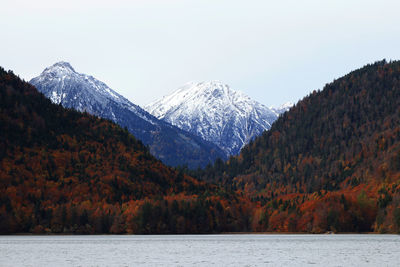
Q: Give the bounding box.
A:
[29,62,226,168]
[41,61,76,78]
[31,62,146,118]
[145,81,278,155]
[46,61,75,71]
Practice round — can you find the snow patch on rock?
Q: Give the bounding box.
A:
[146,81,279,155]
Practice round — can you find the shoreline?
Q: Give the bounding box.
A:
[1,231,394,236]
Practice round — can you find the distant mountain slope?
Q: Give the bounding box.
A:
[0,66,250,234]
[193,60,400,233]
[30,62,225,168]
[270,102,293,116]
[146,81,278,156]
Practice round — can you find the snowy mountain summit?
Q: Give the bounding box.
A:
[146,81,278,155]
[30,62,226,168]
[30,61,151,121]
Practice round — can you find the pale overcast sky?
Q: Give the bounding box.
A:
[1,0,400,107]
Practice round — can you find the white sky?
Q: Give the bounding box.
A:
[1,0,400,107]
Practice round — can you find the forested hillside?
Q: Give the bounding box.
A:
[0,67,251,234]
[2,60,400,234]
[193,60,400,233]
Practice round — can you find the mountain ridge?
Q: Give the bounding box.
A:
[30,62,226,168]
[145,81,278,156]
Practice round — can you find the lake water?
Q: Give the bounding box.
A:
[0,234,399,266]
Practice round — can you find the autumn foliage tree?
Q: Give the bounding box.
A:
[0,67,252,234]
[191,60,400,233]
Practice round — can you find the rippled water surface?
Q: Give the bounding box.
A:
[1,234,399,266]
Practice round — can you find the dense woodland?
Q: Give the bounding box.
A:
[0,68,251,234]
[190,60,400,233]
[1,60,400,234]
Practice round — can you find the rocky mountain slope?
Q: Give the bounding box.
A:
[30,62,225,168]
[146,81,278,156]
